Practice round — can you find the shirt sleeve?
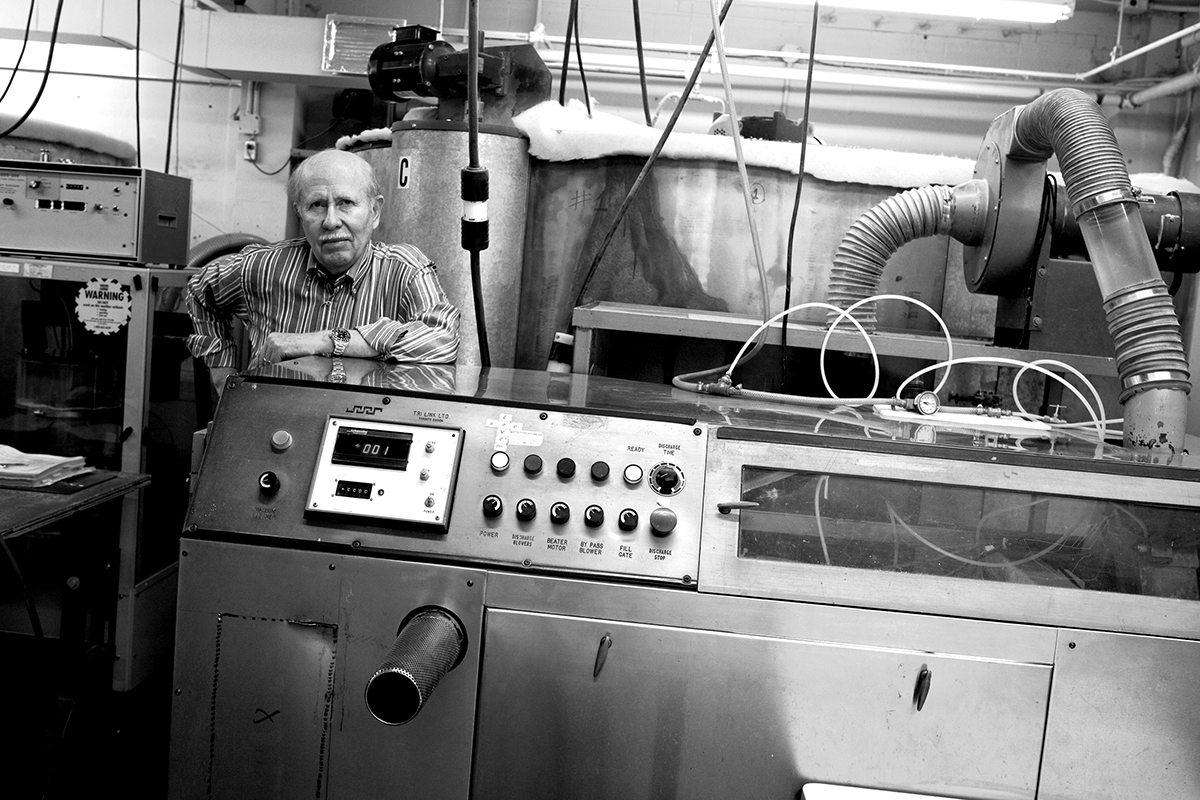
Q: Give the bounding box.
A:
[356,263,461,363]
[184,252,250,370]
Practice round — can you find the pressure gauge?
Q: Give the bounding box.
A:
[914,390,940,416]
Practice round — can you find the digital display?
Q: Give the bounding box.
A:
[332,427,413,470]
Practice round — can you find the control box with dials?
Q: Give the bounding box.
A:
[0,159,191,265]
[187,375,709,585]
[308,418,464,529]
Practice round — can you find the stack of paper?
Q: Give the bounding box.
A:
[0,444,94,488]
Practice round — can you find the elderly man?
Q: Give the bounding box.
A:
[186,148,460,395]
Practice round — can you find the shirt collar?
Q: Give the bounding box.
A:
[305,241,375,291]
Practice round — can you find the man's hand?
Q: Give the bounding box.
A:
[259,331,330,363]
[209,367,237,398]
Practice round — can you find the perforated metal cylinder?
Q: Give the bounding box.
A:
[365,607,467,726]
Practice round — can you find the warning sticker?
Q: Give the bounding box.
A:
[75,277,132,334]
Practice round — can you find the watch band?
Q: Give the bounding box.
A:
[329,358,347,384]
[330,327,351,358]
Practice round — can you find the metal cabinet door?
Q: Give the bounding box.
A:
[473,609,1050,800]
[169,539,486,800]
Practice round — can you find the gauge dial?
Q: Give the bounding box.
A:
[914,391,940,416]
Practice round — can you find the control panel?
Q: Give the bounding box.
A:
[0,159,191,265]
[188,376,708,585]
[307,418,464,529]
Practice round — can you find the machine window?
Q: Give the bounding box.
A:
[737,466,1200,599]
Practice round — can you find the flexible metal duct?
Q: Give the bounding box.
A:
[826,181,986,328]
[827,88,1190,457]
[1010,88,1190,455]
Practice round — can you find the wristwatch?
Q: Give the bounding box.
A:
[330,327,351,357]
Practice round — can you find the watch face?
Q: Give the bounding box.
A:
[331,328,351,356]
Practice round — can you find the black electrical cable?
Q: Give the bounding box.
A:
[632,0,653,126]
[557,0,592,115]
[781,0,821,354]
[252,118,348,177]
[135,0,142,168]
[468,27,480,170]
[465,0,491,367]
[164,0,187,174]
[571,0,736,311]
[0,0,35,108]
[1168,269,1184,296]
[558,0,578,106]
[470,250,490,366]
[572,13,593,116]
[0,0,64,140]
[252,157,291,177]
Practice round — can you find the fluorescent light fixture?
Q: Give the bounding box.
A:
[747,0,1075,23]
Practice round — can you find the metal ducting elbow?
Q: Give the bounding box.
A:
[826,180,988,329]
[1000,88,1190,457]
[829,88,1190,458]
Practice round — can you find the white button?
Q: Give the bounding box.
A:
[490,451,511,473]
[270,430,293,452]
[623,464,643,485]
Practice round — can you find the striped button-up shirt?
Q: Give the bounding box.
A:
[185,238,460,369]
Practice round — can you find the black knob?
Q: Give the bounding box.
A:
[556,458,576,478]
[516,498,537,522]
[649,464,683,495]
[584,505,604,528]
[258,471,280,495]
[482,495,503,519]
[618,508,639,531]
[523,454,543,475]
[550,502,571,525]
[590,461,610,481]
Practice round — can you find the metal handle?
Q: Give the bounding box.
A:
[913,667,933,712]
[593,633,612,679]
[717,500,759,515]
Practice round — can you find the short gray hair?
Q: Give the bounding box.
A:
[287,149,381,209]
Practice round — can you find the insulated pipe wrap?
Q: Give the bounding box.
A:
[826,185,954,329]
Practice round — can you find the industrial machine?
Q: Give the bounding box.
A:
[170,360,1200,799]
[0,159,194,690]
[356,25,553,368]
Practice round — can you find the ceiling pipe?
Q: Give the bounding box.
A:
[443,17,1200,90]
[1127,68,1200,107]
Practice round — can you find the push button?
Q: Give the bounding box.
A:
[649,507,677,536]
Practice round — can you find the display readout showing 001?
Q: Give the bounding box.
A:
[331,426,413,470]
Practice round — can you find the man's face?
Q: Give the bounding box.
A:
[294,158,382,275]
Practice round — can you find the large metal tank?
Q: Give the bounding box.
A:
[359,121,531,368]
[516,154,959,370]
